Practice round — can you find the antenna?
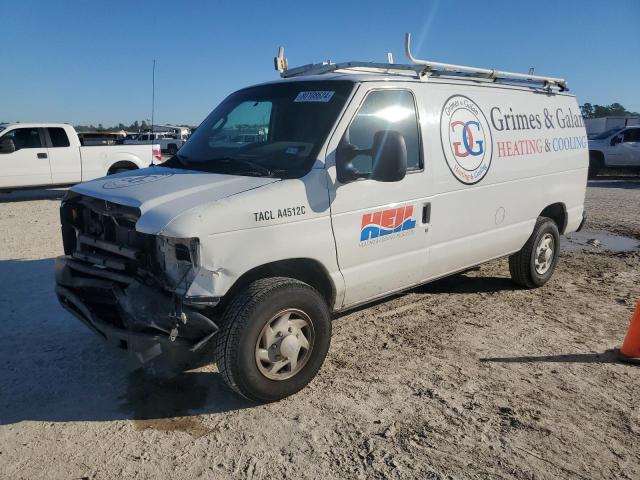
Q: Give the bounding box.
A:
[150,59,156,166]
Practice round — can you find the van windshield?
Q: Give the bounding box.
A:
[165,81,354,178]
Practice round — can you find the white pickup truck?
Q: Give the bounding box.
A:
[588,126,640,178]
[0,123,161,190]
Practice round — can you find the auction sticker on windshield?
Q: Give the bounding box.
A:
[294,91,335,103]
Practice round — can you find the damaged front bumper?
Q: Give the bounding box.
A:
[55,255,220,374]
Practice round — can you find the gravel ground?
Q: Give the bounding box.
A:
[0,179,639,480]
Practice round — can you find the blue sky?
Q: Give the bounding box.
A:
[1,0,638,126]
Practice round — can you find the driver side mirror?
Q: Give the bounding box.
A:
[0,137,16,154]
[370,130,407,182]
[611,135,622,146]
[336,130,407,184]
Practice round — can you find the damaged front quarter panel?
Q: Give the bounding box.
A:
[55,193,221,375]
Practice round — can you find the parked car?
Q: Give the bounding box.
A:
[54,36,588,402]
[0,123,161,189]
[588,126,640,177]
[124,132,185,155]
[77,130,126,146]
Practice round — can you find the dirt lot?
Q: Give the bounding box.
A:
[1,179,639,480]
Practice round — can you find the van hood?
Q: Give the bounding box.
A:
[70,166,279,234]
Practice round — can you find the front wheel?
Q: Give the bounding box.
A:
[509,217,560,289]
[214,277,331,403]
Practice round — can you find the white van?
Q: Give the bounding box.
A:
[55,35,588,402]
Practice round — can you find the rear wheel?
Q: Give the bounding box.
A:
[167,144,178,155]
[214,277,331,403]
[588,152,604,179]
[107,163,137,175]
[509,217,560,289]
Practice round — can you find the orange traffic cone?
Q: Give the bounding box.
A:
[617,301,640,365]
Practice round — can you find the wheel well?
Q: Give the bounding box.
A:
[589,150,604,162]
[107,161,138,174]
[539,203,567,234]
[223,259,335,310]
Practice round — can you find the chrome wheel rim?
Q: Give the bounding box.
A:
[534,233,555,275]
[255,308,314,380]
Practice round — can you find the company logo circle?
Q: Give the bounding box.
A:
[440,95,493,185]
[102,172,174,189]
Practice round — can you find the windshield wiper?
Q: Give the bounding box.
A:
[174,154,189,166]
[208,157,274,177]
[166,155,275,177]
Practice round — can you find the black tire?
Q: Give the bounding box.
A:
[509,217,560,289]
[588,152,603,179]
[167,144,178,155]
[107,163,137,175]
[214,277,331,403]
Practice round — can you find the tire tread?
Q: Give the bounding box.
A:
[213,277,319,401]
[509,217,555,289]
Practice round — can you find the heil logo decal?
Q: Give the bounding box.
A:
[360,206,416,242]
[440,95,493,185]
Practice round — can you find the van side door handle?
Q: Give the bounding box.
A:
[422,203,431,224]
[37,152,48,159]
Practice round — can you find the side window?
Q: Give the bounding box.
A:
[48,128,70,147]
[2,128,43,151]
[208,100,272,147]
[342,90,421,173]
[623,128,640,142]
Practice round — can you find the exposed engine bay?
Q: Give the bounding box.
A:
[55,192,219,373]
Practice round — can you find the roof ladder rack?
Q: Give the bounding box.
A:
[274,33,567,92]
[404,33,567,91]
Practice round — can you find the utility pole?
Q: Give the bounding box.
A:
[150,59,156,165]
[151,59,156,135]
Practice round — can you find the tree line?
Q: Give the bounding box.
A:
[59,103,640,130]
[73,121,196,132]
[5,104,639,130]
[580,102,639,119]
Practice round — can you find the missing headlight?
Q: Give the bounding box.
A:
[156,237,200,293]
[175,244,191,262]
